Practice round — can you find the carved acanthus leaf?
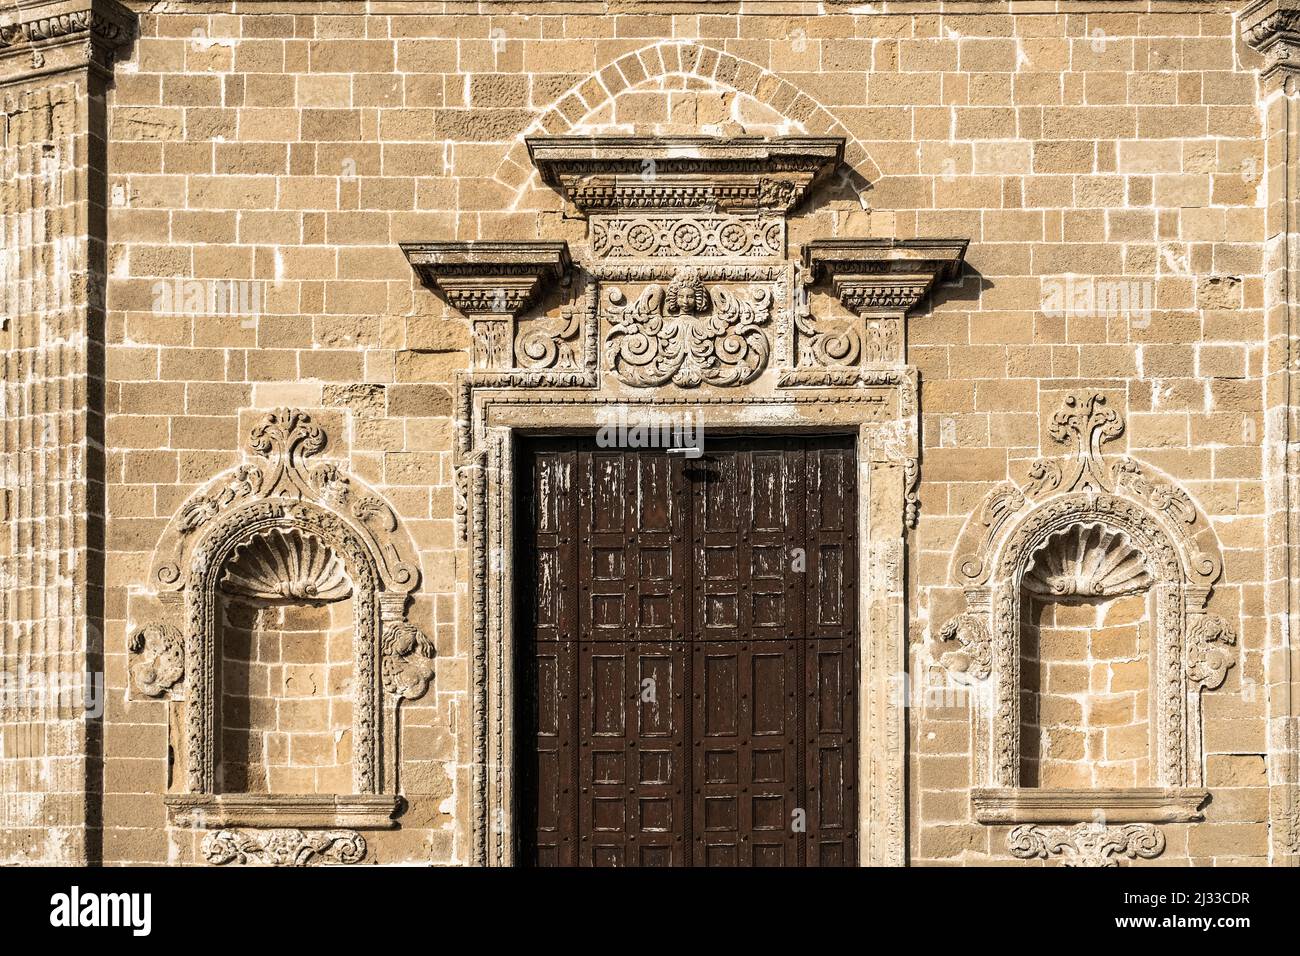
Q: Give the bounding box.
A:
[1049,392,1124,493]
[249,407,327,500]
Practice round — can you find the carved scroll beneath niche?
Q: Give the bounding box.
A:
[201,828,367,867]
[1007,823,1165,868]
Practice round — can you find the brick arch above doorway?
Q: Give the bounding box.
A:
[489,41,884,209]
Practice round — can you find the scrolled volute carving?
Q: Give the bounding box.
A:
[127,623,184,699]
[382,621,436,700]
[935,613,991,683]
[1187,614,1237,690]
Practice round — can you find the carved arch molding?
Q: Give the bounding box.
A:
[136,409,435,865]
[402,135,967,866]
[938,392,1236,866]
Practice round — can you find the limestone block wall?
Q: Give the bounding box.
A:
[0,0,1296,866]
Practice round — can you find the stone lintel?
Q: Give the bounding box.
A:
[401,240,572,317]
[971,787,1210,825]
[803,237,968,316]
[525,135,844,216]
[1243,0,1300,86]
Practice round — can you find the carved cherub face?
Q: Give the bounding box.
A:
[665,267,709,316]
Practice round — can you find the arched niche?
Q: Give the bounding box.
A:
[937,394,1236,837]
[132,409,433,839]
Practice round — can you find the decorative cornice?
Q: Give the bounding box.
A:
[526,136,843,216]
[802,238,967,316]
[1243,0,1300,88]
[0,0,134,74]
[973,788,1209,825]
[400,241,573,318]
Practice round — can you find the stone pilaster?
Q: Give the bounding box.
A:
[0,0,133,864]
[1244,0,1300,867]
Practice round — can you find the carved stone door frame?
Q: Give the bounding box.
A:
[464,391,912,867]
[400,135,967,866]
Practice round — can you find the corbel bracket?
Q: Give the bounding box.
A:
[400,241,573,371]
[802,238,967,317]
[401,240,572,318]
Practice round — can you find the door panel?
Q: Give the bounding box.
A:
[518,436,857,867]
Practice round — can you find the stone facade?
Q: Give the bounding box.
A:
[0,0,1297,867]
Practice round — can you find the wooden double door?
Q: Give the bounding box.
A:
[516,436,858,866]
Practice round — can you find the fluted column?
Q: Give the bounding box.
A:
[0,0,132,864]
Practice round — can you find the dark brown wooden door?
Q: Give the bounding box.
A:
[516,436,857,867]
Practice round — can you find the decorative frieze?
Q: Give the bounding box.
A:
[592,214,783,259]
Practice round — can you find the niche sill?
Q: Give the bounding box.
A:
[971,787,1210,824]
[165,793,402,830]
